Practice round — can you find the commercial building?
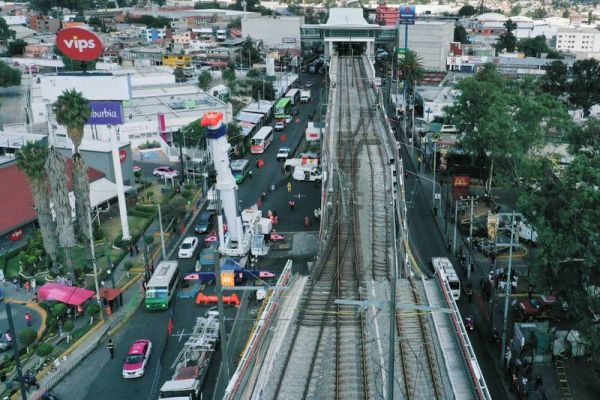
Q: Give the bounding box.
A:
[556,26,600,59]
[397,21,454,71]
[242,15,304,51]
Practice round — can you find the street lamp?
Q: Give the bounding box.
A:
[106,252,115,288]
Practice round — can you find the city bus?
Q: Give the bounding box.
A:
[145,261,180,310]
[274,97,292,120]
[285,89,300,105]
[432,257,461,301]
[231,159,250,183]
[250,127,274,154]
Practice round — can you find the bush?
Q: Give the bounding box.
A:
[138,141,161,150]
[124,261,133,271]
[19,328,37,348]
[86,304,100,317]
[181,190,193,200]
[35,343,53,358]
[63,320,74,333]
[51,303,67,319]
[0,255,6,271]
[135,205,156,215]
[184,183,194,190]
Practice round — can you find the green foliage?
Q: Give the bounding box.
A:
[241,37,262,65]
[567,58,600,117]
[36,342,54,358]
[86,303,100,317]
[124,261,133,271]
[546,49,564,60]
[495,19,517,53]
[509,5,522,16]
[567,117,600,153]
[541,60,568,98]
[125,14,171,29]
[0,60,22,88]
[63,320,75,333]
[19,328,37,347]
[227,17,241,29]
[222,68,236,82]
[444,63,571,188]
[0,17,15,41]
[8,39,27,55]
[51,303,67,318]
[143,235,155,246]
[251,80,275,100]
[138,140,161,150]
[246,68,261,78]
[198,71,212,90]
[162,197,187,224]
[231,0,261,12]
[518,35,549,57]
[526,8,548,19]
[195,1,220,9]
[145,190,154,202]
[457,5,476,17]
[53,89,91,149]
[398,50,424,93]
[453,25,470,44]
[180,118,206,148]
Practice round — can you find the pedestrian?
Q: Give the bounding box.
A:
[534,375,542,391]
[24,280,30,294]
[25,312,32,327]
[13,278,19,291]
[433,205,438,216]
[134,243,140,256]
[248,170,253,179]
[261,191,266,202]
[31,279,36,292]
[467,284,473,303]
[490,251,496,267]
[528,284,533,300]
[304,216,310,226]
[128,244,134,257]
[107,338,115,359]
[287,182,292,193]
[289,199,295,211]
[5,330,12,343]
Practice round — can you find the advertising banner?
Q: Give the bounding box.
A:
[87,101,124,125]
[399,5,416,25]
[56,27,104,61]
[452,175,470,200]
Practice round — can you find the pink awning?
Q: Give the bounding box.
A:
[38,282,95,306]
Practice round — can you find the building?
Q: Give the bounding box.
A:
[398,21,454,71]
[141,28,167,43]
[556,26,600,60]
[162,54,192,68]
[375,3,399,26]
[24,43,54,58]
[242,15,304,51]
[119,47,165,67]
[28,15,60,33]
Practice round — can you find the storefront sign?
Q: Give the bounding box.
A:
[56,27,104,61]
[399,5,416,24]
[452,175,470,200]
[87,101,124,125]
[119,149,127,164]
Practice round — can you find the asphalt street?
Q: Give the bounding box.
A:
[56,73,324,400]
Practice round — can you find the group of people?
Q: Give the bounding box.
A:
[128,243,140,257]
[506,352,546,399]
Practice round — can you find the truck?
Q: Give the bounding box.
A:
[305,121,320,141]
[293,165,323,182]
[300,89,311,103]
[159,311,220,400]
[195,244,217,272]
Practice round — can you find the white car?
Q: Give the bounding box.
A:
[178,237,199,258]
[276,147,291,161]
[274,121,285,131]
[153,166,179,178]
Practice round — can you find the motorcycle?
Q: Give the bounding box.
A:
[465,315,475,332]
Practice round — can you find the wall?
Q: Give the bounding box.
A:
[242,16,303,50]
[56,144,133,185]
[397,21,454,72]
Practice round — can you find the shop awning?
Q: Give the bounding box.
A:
[38,282,95,306]
[99,287,122,301]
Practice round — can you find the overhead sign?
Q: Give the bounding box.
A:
[87,101,124,125]
[399,5,416,25]
[56,27,104,62]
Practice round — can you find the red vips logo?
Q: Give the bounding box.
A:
[56,27,104,61]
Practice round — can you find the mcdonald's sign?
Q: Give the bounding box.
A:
[452,175,470,199]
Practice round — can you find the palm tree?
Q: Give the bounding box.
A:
[45,147,77,281]
[398,49,425,94]
[15,142,59,267]
[52,90,93,253]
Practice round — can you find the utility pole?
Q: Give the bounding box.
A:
[6,303,27,400]
[500,212,517,363]
[213,244,231,399]
[178,129,185,185]
[157,203,167,260]
[87,212,104,320]
[467,196,477,281]
[452,199,459,254]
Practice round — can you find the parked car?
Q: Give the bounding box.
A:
[517,295,564,321]
[305,80,313,88]
[153,166,179,178]
[178,237,199,258]
[122,339,152,379]
[276,147,291,161]
[274,121,285,131]
[194,211,214,234]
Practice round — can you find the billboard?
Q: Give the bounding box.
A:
[399,5,416,24]
[56,27,104,61]
[452,175,470,200]
[87,101,124,125]
[41,75,132,102]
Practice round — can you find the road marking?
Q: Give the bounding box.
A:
[176,329,186,342]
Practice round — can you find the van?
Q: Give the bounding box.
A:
[293,166,323,182]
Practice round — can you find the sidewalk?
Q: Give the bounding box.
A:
[5,194,205,399]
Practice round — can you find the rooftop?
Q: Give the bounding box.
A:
[326,8,373,27]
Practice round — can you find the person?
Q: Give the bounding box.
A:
[287,182,292,193]
[134,243,140,256]
[248,170,253,179]
[25,312,32,327]
[13,278,19,291]
[24,280,30,294]
[128,244,134,257]
[261,191,266,202]
[528,283,533,300]
[5,330,12,343]
[534,375,543,391]
[107,338,115,359]
[466,284,473,303]
[490,251,497,267]
[289,200,295,211]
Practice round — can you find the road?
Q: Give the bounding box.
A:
[55,73,324,400]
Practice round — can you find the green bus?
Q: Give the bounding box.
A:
[231,159,250,183]
[274,97,292,120]
[145,261,180,310]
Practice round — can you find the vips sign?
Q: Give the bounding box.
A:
[56,27,104,61]
[87,101,124,125]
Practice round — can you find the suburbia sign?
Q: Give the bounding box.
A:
[56,27,104,61]
[87,101,124,125]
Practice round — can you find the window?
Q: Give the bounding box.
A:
[146,287,168,299]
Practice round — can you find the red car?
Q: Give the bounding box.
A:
[153,166,179,178]
[122,339,152,379]
[518,295,559,321]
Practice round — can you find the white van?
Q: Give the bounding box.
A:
[293,166,323,182]
[518,221,538,245]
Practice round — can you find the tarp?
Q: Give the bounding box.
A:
[99,287,123,301]
[38,282,95,306]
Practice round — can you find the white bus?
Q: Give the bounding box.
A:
[145,261,180,310]
[250,127,274,154]
[285,88,300,105]
[432,257,461,301]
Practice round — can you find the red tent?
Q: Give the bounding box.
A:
[38,282,95,306]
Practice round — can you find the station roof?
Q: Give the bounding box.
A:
[325,8,373,27]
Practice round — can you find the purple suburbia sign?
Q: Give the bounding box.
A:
[87,101,124,125]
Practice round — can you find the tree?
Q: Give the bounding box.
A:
[568,58,600,117]
[546,49,564,60]
[0,16,15,42]
[444,64,571,193]
[180,118,205,148]
[0,60,22,88]
[53,90,93,259]
[509,5,522,16]
[397,50,424,94]
[36,342,54,359]
[8,39,27,55]
[51,303,67,319]
[29,0,55,15]
[541,60,568,98]
[458,4,476,17]
[231,0,261,12]
[251,80,275,100]
[495,19,517,53]
[198,71,212,90]
[222,67,236,82]
[562,9,570,18]
[527,8,548,19]
[63,320,74,343]
[241,37,262,65]
[454,25,470,44]
[567,117,600,153]
[86,303,100,324]
[19,327,37,353]
[16,142,58,267]
[518,35,548,57]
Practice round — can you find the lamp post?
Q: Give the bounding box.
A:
[500,212,517,363]
[106,252,115,288]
